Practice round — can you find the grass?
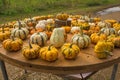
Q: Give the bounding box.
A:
[0,0,120,23]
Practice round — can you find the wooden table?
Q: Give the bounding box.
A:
[0,34,120,80]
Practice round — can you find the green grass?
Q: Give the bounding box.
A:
[0,0,120,23]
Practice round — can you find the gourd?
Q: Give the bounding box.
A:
[30,32,48,47]
[94,40,114,59]
[50,28,65,48]
[113,37,120,48]
[22,42,40,59]
[90,32,107,44]
[71,29,91,49]
[11,21,29,40]
[71,27,81,34]
[61,43,80,59]
[62,26,71,33]
[39,45,58,61]
[24,17,36,27]
[100,27,116,36]
[0,25,11,41]
[56,13,69,21]
[13,20,28,28]
[2,36,23,51]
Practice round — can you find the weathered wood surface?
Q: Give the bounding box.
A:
[0,34,120,74]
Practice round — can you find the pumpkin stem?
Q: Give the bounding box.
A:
[11,36,15,41]
[1,24,5,33]
[48,44,52,51]
[29,40,32,48]
[70,43,73,48]
[79,27,83,36]
[18,20,22,29]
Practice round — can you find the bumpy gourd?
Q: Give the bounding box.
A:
[22,42,40,59]
[0,25,10,41]
[61,43,80,59]
[2,36,23,51]
[39,45,58,61]
[90,32,107,44]
[94,40,114,59]
[30,32,48,46]
[50,28,65,48]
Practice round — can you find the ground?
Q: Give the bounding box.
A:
[0,11,120,80]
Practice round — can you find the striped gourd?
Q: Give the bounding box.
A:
[71,32,91,49]
[30,32,48,47]
[100,27,116,36]
[11,21,29,40]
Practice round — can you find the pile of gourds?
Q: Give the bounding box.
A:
[1,12,120,62]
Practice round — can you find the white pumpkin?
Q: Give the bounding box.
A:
[50,28,65,48]
[100,27,116,36]
[46,18,54,24]
[71,27,81,34]
[30,32,48,46]
[71,33,91,49]
[97,21,106,28]
[11,21,29,40]
[35,23,46,30]
[13,21,28,28]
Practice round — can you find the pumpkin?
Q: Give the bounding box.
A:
[71,27,81,34]
[22,42,40,59]
[61,43,80,59]
[56,13,69,21]
[2,36,23,51]
[97,21,106,28]
[39,45,58,61]
[71,29,91,49]
[105,19,117,26]
[0,25,11,41]
[113,37,120,48]
[24,17,36,27]
[45,24,54,31]
[94,40,114,59]
[113,22,120,31]
[13,21,28,28]
[45,31,52,39]
[30,32,48,47]
[100,27,116,36]
[50,28,65,48]
[62,26,71,33]
[79,22,90,30]
[117,29,120,36]
[35,23,46,31]
[90,32,107,44]
[11,21,29,40]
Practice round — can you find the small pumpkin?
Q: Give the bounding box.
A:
[2,36,23,51]
[30,32,48,47]
[100,27,116,36]
[11,21,29,40]
[94,40,114,59]
[71,27,81,34]
[39,45,58,61]
[13,21,28,28]
[62,26,71,33]
[61,43,80,59]
[22,42,40,59]
[90,32,107,44]
[50,28,65,48]
[56,13,69,21]
[0,25,11,41]
[71,29,91,49]
[113,36,120,48]
[24,17,36,27]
